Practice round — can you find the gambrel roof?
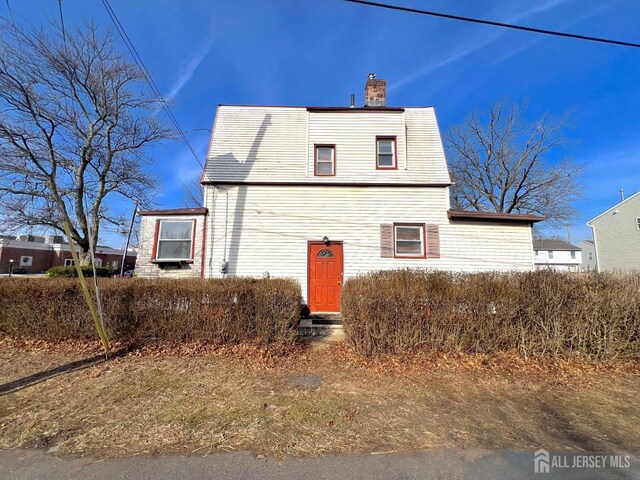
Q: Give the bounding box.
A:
[201,105,452,186]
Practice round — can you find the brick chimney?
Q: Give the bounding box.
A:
[364,73,386,107]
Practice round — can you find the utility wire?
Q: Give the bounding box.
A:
[100,0,205,169]
[345,0,640,49]
[4,0,14,24]
[58,0,66,44]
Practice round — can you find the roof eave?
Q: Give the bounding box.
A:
[587,190,640,225]
[448,209,546,223]
[137,208,208,216]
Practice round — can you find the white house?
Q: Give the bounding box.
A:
[587,191,640,272]
[578,239,597,271]
[532,239,582,272]
[136,75,544,313]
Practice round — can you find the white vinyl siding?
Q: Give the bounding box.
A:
[204,185,534,302]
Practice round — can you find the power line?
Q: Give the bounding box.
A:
[100,0,205,169]
[345,0,640,49]
[58,0,66,44]
[4,0,14,24]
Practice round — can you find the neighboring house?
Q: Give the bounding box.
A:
[136,74,544,313]
[0,234,136,274]
[587,191,640,272]
[578,239,598,271]
[532,239,582,272]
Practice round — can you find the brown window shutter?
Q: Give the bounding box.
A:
[380,224,394,258]
[426,224,440,258]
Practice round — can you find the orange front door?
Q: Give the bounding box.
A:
[308,241,343,313]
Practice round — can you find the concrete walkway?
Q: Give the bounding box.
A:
[2,448,638,480]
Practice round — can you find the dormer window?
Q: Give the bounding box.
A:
[376,136,397,169]
[314,145,335,176]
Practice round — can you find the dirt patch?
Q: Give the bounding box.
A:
[287,374,322,389]
[1,338,639,459]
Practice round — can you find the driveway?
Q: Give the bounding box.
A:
[2,448,638,480]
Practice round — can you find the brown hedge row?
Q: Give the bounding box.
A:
[341,269,640,359]
[0,277,301,346]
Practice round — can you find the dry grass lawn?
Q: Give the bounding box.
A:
[1,337,639,459]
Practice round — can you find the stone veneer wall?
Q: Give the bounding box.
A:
[136,213,206,279]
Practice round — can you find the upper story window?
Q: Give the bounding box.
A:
[394,223,425,258]
[548,250,554,259]
[636,217,640,229]
[588,252,593,261]
[376,136,397,170]
[155,220,194,261]
[314,145,335,176]
[570,251,576,259]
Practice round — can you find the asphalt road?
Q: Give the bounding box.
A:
[2,448,638,480]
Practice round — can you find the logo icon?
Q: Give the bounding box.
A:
[535,449,550,474]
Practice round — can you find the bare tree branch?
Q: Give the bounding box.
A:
[180,176,204,209]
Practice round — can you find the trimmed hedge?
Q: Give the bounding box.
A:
[0,277,301,346]
[341,269,640,359]
[46,265,114,278]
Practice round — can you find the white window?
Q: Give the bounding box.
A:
[570,251,576,260]
[376,137,396,169]
[588,252,593,261]
[94,258,103,268]
[155,220,194,261]
[534,250,539,256]
[64,259,74,267]
[111,260,119,269]
[394,224,425,258]
[314,145,335,176]
[548,251,554,259]
[637,217,640,230]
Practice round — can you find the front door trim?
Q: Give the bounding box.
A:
[307,240,344,313]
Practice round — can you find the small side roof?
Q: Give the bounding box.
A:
[137,207,208,216]
[533,239,581,251]
[448,209,545,223]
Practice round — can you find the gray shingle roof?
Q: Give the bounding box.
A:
[533,239,581,251]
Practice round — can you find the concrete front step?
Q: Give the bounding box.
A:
[299,317,344,337]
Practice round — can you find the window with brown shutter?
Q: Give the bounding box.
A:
[393,223,426,258]
[426,224,440,258]
[380,224,394,258]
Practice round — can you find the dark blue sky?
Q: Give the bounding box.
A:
[7,0,640,245]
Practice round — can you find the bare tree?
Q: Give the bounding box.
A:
[0,20,170,263]
[181,176,204,208]
[446,101,583,225]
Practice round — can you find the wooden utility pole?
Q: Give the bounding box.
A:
[120,202,137,276]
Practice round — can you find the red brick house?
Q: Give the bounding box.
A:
[0,235,136,274]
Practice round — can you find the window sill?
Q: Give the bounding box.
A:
[151,259,194,267]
